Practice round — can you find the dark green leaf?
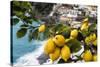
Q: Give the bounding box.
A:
[88,23,96,32]
[58,58,66,63]
[58,58,72,63]
[54,24,71,35]
[28,30,33,42]
[33,17,39,22]
[12,18,19,25]
[20,24,29,27]
[32,29,38,39]
[77,32,84,41]
[17,28,27,38]
[43,27,50,39]
[67,39,82,53]
[26,19,33,24]
[54,24,63,32]
[75,55,82,60]
[80,30,89,37]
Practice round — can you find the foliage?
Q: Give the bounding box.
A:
[11,1,97,63]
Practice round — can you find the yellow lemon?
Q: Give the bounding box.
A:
[38,24,45,32]
[93,39,97,46]
[81,22,89,31]
[83,50,92,62]
[85,37,91,45]
[70,29,78,38]
[81,18,89,31]
[93,55,97,61]
[82,18,88,23]
[89,34,93,42]
[49,47,60,61]
[44,39,55,55]
[91,33,96,41]
[53,35,65,47]
[61,45,71,61]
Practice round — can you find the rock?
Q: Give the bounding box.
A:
[37,53,49,64]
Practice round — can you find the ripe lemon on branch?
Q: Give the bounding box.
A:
[92,39,97,46]
[89,33,96,41]
[49,47,60,61]
[38,24,46,32]
[93,54,97,61]
[61,45,71,62]
[85,33,97,45]
[83,50,92,62]
[53,35,65,47]
[70,29,78,39]
[44,38,55,55]
[85,36,91,45]
[80,18,89,31]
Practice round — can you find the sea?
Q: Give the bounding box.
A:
[12,21,47,66]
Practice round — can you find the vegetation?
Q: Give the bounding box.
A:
[11,1,97,63]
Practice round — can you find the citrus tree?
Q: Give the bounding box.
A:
[11,1,97,63]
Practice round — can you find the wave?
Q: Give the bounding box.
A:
[13,40,84,67]
[13,40,46,66]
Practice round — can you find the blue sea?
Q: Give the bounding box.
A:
[12,21,41,63]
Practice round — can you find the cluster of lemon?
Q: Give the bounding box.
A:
[82,50,97,62]
[85,33,97,46]
[81,18,97,62]
[38,18,97,62]
[44,35,71,62]
[83,33,97,62]
[43,29,79,62]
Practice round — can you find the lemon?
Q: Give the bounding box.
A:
[70,29,78,38]
[38,24,45,32]
[85,37,91,45]
[61,45,71,61]
[83,50,93,62]
[93,55,97,61]
[80,22,89,31]
[82,18,88,23]
[49,47,60,61]
[90,33,96,41]
[53,35,65,47]
[44,39,55,55]
[89,34,93,42]
[81,18,89,31]
[93,39,97,46]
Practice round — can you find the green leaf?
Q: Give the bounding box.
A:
[33,17,39,22]
[54,24,71,34]
[88,23,96,32]
[28,30,33,42]
[32,29,38,39]
[43,27,50,39]
[67,39,82,53]
[75,55,82,60]
[12,1,20,6]
[17,28,27,38]
[80,30,89,37]
[20,24,29,27]
[58,58,72,63]
[12,18,19,25]
[26,19,33,24]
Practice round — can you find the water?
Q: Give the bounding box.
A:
[12,21,84,66]
[12,21,53,66]
[12,21,41,63]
